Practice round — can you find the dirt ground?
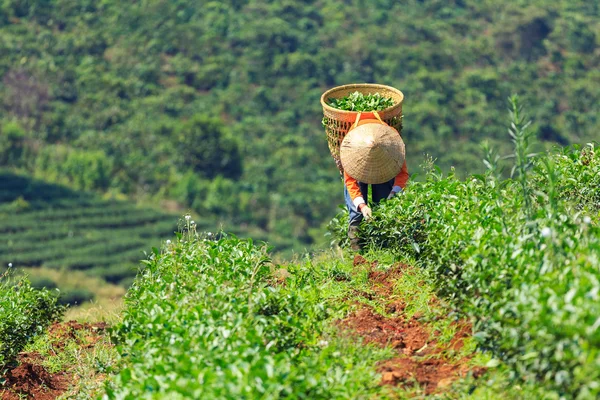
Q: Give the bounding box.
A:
[0,321,107,400]
[338,255,486,395]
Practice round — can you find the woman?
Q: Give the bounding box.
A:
[340,114,408,251]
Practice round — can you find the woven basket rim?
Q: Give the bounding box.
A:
[320,83,404,116]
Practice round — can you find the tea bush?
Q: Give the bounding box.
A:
[551,143,600,213]
[336,138,600,397]
[105,232,384,398]
[0,272,64,371]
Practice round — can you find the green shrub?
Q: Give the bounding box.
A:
[105,234,382,398]
[35,145,112,191]
[552,143,600,213]
[28,276,57,290]
[0,121,26,167]
[333,103,600,398]
[175,115,242,180]
[0,272,64,370]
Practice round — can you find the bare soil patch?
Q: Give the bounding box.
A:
[339,308,431,356]
[367,263,410,296]
[1,321,108,400]
[48,320,108,349]
[353,254,369,267]
[339,261,486,395]
[1,357,68,400]
[378,358,487,392]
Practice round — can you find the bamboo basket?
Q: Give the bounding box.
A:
[321,83,404,173]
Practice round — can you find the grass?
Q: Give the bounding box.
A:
[23,323,119,399]
[21,268,126,323]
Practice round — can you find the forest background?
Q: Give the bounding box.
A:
[1,0,599,254]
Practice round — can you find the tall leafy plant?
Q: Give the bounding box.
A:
[507,95,536,221]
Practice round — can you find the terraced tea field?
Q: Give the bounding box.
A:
[0,171,181,285]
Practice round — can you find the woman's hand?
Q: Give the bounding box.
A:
[358,203,372,220]
[387,186,403,200]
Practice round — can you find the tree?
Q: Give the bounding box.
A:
[0,121,26,166]
[177,115,242,180]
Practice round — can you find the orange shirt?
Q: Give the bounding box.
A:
[344,160,409,208]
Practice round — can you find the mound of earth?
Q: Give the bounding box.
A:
[1,357,68,400]
[1,321,108,400]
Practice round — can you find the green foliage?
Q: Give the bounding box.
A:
[176,115,242,180]
[57,287,95,306]
[326,205,350,249]
[507,95,536,219]
[105,234,388,398]
[0,171,178,285]
[1,1,597,252]
[0,121,26,167]
[169,171,207,211]
[0,271,64,370]
[330,102,600,397]
[35,145,112,191]
[551,143,600,213]
[327,91,395,112]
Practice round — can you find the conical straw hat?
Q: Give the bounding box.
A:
[340,123,405,184]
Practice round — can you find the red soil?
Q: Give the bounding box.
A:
[353,254,370,266]
[339,308,432,356]
[1,321,108,400]
[48,321,108,349]
[367,263,410,296]
[339,261,487,395]
[378,358,486,392]
[1,356,68,400]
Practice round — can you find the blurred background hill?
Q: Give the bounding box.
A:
[1,0,598,264]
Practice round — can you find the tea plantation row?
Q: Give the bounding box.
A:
[329,140,600,398]
[0,171,180,285]
[105,232,388,399]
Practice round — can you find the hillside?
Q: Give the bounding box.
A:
[0,171,178,286]
[1,0,598,252]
